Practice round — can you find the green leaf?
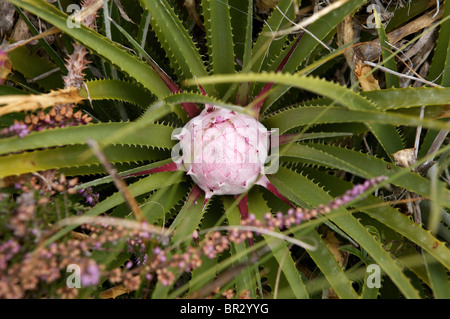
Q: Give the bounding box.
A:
[0,85,29,96]
[427,0,450,85]
[300,230,360,299]
[106,15,182,98]
[189,73,374,110]
[9,0,171,97]
[0,144,167,177]
[232,0,253,105]
[202,0,235,97]
[229,0,253,68]
[423,252,450,299]
[164,92,245,113]
[270,167,421,299]
[288,87,450,111]
[81,79,154,108]
[140,182,189,224]
[0,122,175,156]
[306,168,450,272]
[359,198,450,271]
[250,0,295,75]
[361,265,381,299]
[361,87,450,110]
[374,9,399,88]
[262,105,450,134]
[262,0,366,105]
[248,189,310,299]
[189,72,405,156]
[140,0,213,95]
[59,162,137,177]
[7,45,63,90]
[278,143,450,207]
[170,186,207,245]
[223,197,257,298]
[74,159,174,189]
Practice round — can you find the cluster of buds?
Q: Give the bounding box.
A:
[77,187,100,207]
[1,105,92,139]
[127,236,148,266]
[24,105,92,132]
[143,245,203,286]
[0,120,29,138]
[0,240,21,271]
[8,172,79,195]
[0,235,102,298]
[200,231,231,258]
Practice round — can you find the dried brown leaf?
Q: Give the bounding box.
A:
[393,148,417,168]
[255,0,280,12]
[0,87,84,116]
[100,285,129,299]
[354,59,380,91]
[323,230,345,267]
[358,9,443,61]
[0,51,11,83]
[184,0,204,31]
[70,231,91,240]
[436,105,450,119]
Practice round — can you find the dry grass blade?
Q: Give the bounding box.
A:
[72,0,105,25]
[0,87,84,116]
[3,27,61,52]
[86,139,146,223]
[358,8,443,61]
[55,215,170,237]
[363,61,443,88]
[269,0,350,37]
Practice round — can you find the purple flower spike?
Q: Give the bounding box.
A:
[324,176,389,213]
[235,176,389,240]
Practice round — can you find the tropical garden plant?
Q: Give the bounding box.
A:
[0,0,449,299]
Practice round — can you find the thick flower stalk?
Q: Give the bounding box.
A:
[175,105,270,201]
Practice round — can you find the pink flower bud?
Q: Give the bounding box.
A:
[177,106,269,199]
